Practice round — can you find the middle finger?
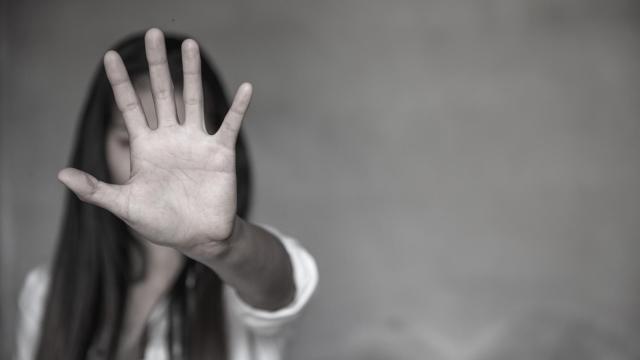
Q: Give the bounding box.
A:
[145,28,178,128]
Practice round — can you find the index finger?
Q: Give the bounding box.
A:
[145,28,178,128]
[104,50,150,138]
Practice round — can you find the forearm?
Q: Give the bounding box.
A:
[183,216,296,311]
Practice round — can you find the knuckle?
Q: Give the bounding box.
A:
[155,88,173,100]
[148,58,168,67]
[183,69,200,76]
[110,77,130,87]
[78,185,98,203]
[120,101,140,113]
[184,97,201,106]
[230,106,245,117]
[221,119,238,135]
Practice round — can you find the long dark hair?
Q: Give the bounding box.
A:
[36,32,252,360]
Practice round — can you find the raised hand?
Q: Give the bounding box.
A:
[58,28,252,253]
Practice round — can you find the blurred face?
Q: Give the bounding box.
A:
[106,76,185,184]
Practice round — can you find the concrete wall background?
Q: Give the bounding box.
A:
[2,0,640,358]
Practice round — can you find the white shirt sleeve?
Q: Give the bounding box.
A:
[15,265,50,360]
[13,225,318,360]
[223,224,319,360]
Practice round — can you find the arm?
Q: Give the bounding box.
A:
[223,226,318,358]
[184,216,296,311]
[57,29,298,311]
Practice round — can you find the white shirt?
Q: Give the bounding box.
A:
[15,225,318,360]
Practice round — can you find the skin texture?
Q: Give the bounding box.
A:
[57,28,295,358]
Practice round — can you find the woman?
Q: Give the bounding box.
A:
[15,28,318,360]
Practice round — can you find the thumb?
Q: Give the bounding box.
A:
[57,168,126,217]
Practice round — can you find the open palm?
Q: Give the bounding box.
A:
[59,29,252,251]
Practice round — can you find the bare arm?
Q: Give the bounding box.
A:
[183,217,295,310]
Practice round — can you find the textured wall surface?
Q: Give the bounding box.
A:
[2,0,640,358]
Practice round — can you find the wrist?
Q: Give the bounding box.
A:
[186,218,296,310]
[179,216,245,261]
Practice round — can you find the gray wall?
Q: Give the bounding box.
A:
[2,0,640,359]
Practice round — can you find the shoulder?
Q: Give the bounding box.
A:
[15,265,51,360]
[18,264,51,314]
